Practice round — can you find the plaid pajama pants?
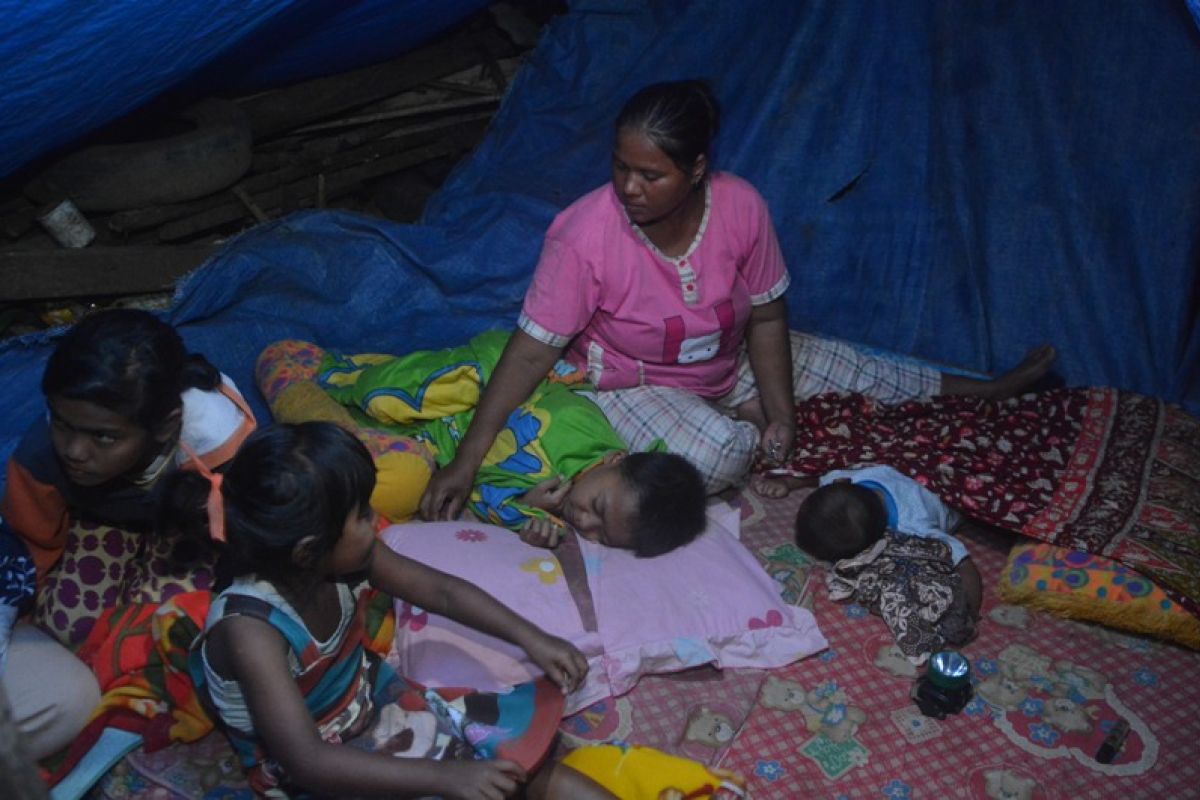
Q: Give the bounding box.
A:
[594,331,940,493]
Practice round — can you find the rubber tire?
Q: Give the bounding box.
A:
[24,99,253,213]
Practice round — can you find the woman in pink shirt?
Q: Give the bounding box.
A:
[421,80,1053,514]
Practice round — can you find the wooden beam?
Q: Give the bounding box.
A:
[0,245,217,301]
[238,27,517,140]
[157,142,455,242]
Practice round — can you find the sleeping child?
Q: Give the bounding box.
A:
[758,464,981,661]
[256,332,707,557]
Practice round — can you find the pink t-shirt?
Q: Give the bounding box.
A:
[519,172,789,398]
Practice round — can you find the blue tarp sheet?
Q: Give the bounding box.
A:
[2,0,1198,485]
[0,0,490,178]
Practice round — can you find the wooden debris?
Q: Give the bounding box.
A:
[238,26,517,140]
[1,245,217,301]
[232,186,270,223]
[291,96,499,135]
[0,3,538,305]
[157,142,455,242]
[108,112,490,236]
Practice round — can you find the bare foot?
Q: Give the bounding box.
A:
[941,344,1056,401]
[751,474,792,498]
[987,344,1056,399]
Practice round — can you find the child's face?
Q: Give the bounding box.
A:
[47,395,156,487]
[562,461,640,549]
[325,506,377,577]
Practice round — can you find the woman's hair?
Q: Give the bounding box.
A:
[793,482,887,562]
[160,422,376,582]
[42,308,220,431]
[615,79,720,176]
[620,452,707,558]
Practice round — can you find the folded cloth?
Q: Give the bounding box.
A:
[827,532,975,664]
[44,591,214,786]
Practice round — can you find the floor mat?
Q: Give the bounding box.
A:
[715,491,1200,799]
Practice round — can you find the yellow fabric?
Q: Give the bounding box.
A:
[561,744,730,799]
[370,449,432,522]
[268,378,433,522]
[270,380,361,428]
[998,542,1200,650]
[363,363,484,425]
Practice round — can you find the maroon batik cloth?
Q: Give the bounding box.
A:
[778,388,1200,613]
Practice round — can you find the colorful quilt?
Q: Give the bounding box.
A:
[778,388,1200,613]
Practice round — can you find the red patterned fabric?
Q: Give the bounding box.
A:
[777,388,1200,613]
[714,491,1200,800]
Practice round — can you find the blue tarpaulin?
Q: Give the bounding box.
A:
[1,0,1198,486]
[0,0,491,178]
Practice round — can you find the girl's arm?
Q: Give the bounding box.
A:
[214,615,526,799]
[368,543,588,692]
[420,331,563,522]
[744,298,795,462]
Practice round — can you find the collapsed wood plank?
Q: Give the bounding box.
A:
[238,26,517,140]
[0,245,216,301]
[108,113,490,235]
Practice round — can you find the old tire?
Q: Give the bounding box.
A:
[24,99,253,212]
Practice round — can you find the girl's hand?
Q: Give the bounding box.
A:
[520,475,572,512]
[440,759,525,800]
[519,516,567,548]
[760,420,795,466]
[524,632,589,694]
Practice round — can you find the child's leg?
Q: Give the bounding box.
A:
[525,762,618,800]
[2,623,100,759]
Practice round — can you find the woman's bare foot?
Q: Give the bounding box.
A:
[941,344,1056,401]
[751,473,793,498]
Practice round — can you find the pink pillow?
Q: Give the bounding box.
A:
[381,503,827,714]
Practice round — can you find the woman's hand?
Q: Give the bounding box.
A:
[519,516,567,549]
[439,759,525,800]
[520,476,572,512]
[420,458,476,521]
[759,419,795,466]
[522,631,589,694]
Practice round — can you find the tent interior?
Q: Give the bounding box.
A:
[2,1,1199,798]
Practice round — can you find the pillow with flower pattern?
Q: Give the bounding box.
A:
[381,503,827,714]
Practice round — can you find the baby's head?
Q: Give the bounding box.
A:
[793,479,887,562]
[563,452,705,557]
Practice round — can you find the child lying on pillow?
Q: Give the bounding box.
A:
[258,332,706,557]
[759,464,983,621]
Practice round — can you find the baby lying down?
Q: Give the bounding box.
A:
[761,464,981,663]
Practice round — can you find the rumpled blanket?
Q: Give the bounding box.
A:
[778,387,1200,615]
[826,533,976,664]
[45,588,397,787]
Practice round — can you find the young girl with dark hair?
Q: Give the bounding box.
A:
[171,422,610,799]
[0,308,255,759]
